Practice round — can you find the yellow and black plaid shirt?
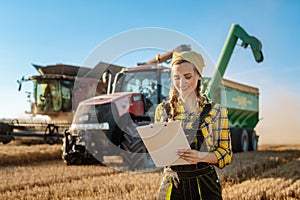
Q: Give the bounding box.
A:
[155,94,232,169]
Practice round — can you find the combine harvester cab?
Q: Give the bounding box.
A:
[62,24,263,169]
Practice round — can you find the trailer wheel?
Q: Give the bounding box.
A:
[230,127,249,152]
[247,129,258,151]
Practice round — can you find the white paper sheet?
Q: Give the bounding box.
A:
[136,121,191,167]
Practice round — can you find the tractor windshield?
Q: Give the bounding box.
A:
[35,80,72,112]
[116,70,171,105]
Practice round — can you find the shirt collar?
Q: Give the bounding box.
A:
[177,93,212,113]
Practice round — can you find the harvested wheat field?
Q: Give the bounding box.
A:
[0,143,299,200]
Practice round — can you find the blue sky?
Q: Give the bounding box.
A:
[0,0,299,143]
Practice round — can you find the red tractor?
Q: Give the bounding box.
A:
[62,43,192,167]
[62,64,171,168]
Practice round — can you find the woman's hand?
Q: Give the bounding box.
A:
[176,149,217,164]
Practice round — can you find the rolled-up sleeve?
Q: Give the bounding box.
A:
[211,107,232,169]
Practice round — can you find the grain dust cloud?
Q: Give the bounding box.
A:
[256,87,300,145]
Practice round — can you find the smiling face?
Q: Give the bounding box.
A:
[171,61,201,100]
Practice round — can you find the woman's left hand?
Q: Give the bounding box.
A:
[176,149,201,164]
[177,149,211,164]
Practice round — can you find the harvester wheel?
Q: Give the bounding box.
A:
[44,124,59,144]
[230,127,249,152]
[247,129,258,151]
[0,122,13,144]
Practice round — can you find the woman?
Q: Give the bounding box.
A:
[155,51,232,200]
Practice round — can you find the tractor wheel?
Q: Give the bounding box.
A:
[247,129,258,151]
[62,132,83,165]
[62,153,83,165]
[230,127,249,152]
[119,114,155,171]
[121,125,155,171]
[62,141,79,165]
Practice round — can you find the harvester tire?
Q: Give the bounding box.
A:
[0,122,13,144]
[247,129,258,151]
[230,127,249,152]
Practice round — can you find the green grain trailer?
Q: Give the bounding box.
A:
[224,79,259,152]
[203,77,260,152]
[204,24,263,152]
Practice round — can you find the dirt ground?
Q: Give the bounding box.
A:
[0,143,299,200]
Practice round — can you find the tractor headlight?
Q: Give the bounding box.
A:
[70,122,110,133]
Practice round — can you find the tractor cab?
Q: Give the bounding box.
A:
[113,65,171,114]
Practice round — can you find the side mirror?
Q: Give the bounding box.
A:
[17,76,25,91]
[102,72,108,83]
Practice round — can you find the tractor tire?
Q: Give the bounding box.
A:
[62,137,81,165]
[62,153,83,165]
[246,129,258,151]
[121,125,155,171]
[230,127,249,152]
[119,114,155,172]
[62,131,84,165]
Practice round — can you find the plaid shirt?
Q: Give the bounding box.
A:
[155,95,232,169]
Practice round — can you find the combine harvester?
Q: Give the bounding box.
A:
[62,24,263,169]
[0,63,123,144]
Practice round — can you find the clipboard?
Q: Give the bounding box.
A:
[136,121,191,167]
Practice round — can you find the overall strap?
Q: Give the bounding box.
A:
[198,103,212,128]
[163,101,213,150]
[194,103,213,150]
